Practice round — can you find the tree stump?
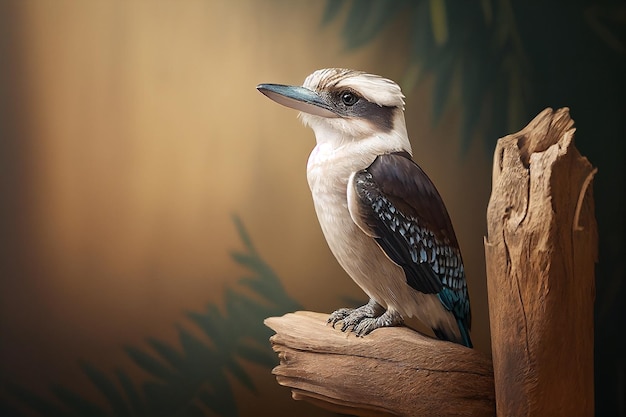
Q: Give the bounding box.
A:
[264,311,495,417]
[484,107,597,417]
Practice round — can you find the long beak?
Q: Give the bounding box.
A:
[256,83,340,118]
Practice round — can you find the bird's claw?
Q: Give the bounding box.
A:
[353,318,378,336]
[340,311,371,332]
[327,300,391,335]
[354,311,404,336]
[328,305,404,337]
[328,307,375,333]
[327,308,354,328]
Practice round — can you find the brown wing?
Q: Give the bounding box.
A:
[349,152,464,296]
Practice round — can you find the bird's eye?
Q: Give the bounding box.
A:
[340,91,359,106]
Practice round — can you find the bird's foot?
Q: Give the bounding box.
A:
[352,309,404,336]
[327,299,384,329]
[328,299,398,335]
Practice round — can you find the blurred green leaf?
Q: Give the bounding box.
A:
[50,385,107,417]
[115,370,145,417]
[225,357,257,392]
[410,1,435,69]
[230,252,270,280]
[177,326,217,382]
[179,404,206,417]
[341,0,375,48]
[12,216,302,417]
[429,0,448,45]
[323,0,531,151]
[224,288,274,331]
[186,308,223,342]
[124,347,178,382]
[235,343,278,369]
[197,380,237,417]
[147,338,185,370]
[320,0,349,27]
[231,214,256,255]
[431,52,456,124]
[8,385,70,417]
[80,361,131,417]
[0,402,28,417]
[345,0,407,49]
[486,76,508,148]
[142,381,182,416]
[459,23,494,150]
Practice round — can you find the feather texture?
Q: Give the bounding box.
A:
[349,152,472,347]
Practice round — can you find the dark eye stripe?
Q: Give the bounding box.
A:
[324,88,396,132]
[341,91,359,106]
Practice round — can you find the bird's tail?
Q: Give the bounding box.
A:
[433,320,473,348]
[457,319,473,348]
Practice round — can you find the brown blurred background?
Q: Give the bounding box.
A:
[1,1,624,416]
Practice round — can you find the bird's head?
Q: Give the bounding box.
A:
[257,68,411,153]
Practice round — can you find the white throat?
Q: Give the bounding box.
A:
[299,111,412,155]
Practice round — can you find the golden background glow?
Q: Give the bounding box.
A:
[1,1,492,415]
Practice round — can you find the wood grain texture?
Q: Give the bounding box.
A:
[265,311,495,417]
[484,107,597,417]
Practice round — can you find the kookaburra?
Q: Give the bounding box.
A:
[257,68,472,347]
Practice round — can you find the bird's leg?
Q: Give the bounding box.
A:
[353,308,404,337]
[327,298,385,332]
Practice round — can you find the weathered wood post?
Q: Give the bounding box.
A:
[484,107,597,417]
[264,311,495,417]
[265,107,597,417]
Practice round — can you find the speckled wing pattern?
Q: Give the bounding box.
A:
[350,152,472,344]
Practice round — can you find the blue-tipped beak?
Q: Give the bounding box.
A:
[256,83,339,118]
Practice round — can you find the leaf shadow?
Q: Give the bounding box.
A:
[8,215,304,417]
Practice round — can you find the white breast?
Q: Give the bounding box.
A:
[306,142,406,305]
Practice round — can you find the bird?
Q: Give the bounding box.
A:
[256,68,472,348]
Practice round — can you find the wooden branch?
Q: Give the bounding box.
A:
[484,107,597,417]
[265,311,495,417]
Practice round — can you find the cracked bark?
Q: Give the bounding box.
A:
[264,311,495,417]
[484,107,597,417]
